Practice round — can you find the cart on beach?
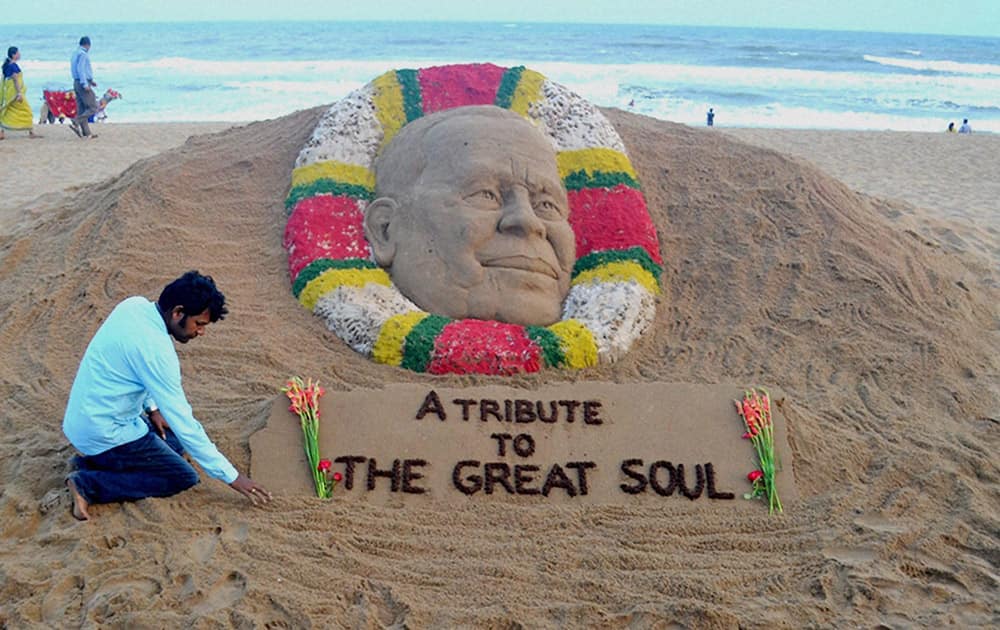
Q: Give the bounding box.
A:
[38,88,122,124]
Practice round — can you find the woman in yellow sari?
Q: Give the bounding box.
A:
[1,46,42,140]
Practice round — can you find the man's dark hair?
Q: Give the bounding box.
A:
[79,36,91,46]
[157,271,228,322]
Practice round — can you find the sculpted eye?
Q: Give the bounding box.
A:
[466,189,501,207]
[533,198,564,217]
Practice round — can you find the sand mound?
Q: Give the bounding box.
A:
[0,108,996,627]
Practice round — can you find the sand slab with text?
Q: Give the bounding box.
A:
[251,382,796,506]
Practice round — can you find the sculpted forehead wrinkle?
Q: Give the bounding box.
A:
[374,105,563,204]
[524,166,564,195]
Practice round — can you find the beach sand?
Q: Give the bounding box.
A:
[0,122,234,228]
[0,111,997,627]
[721,128,1000,262]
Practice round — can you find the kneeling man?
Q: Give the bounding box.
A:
[62,271,270,520]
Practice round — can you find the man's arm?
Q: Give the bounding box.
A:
[72,53,84,84]
[145,403,268,503]
[75,53,95,88]
[228,473,272,505]
[142,395,165,437]
[136,352,271,502]
[131,346,238,481]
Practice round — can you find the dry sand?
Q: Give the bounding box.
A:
[0,122,234,227]
[0,111,997,628]
[720,128,1000,262]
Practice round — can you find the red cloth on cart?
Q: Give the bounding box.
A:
[43,89,79,119]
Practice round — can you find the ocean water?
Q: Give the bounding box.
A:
[6,21,999,132]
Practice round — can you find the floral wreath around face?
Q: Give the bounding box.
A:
[284,63,663,375]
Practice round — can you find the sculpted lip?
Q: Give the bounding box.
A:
[481,255,558,279]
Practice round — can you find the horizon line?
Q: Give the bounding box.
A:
[4,19,997,40]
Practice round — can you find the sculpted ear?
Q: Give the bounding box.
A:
[364,197,399,267]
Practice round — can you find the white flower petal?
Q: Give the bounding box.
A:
[563,281,656,363]
[314,283,418,355]
[295,85,382,169]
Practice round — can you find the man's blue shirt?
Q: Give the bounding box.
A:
[70,46,93,84]
[62,296,238,482]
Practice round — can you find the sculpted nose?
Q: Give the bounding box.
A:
[498,188,545,238]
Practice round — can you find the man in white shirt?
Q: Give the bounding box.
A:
[958,118,972,134]
[63,271,270,520]
[69,36,98,138]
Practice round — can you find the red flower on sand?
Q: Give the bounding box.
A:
[735,388,782,514]
[282,376,336,499]
[318,459,342,492]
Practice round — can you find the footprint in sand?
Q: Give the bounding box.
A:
[190,571,248,615]
[84,576,163,624]
[821,546,876,566]
[853,512,909,534]
[189,530,220,563]
[221,521,249,542]
[38,487,67,515]
[349,581,411,628]
[188,522,248,563]
[40,575,85,625]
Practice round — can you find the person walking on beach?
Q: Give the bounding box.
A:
[70,36,98,139]
[706,107,715,127]
[62,271,271,521]
[958,118,972,134]
[0,46,42,140]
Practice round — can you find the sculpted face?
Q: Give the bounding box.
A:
[365,106,576,326]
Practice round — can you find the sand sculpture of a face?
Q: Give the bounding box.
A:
[363,106,576,327]
[284,63,663,375]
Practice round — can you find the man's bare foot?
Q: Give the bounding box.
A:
[85,134,99,139]
[65,477,90,521]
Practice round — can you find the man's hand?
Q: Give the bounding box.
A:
[229,473,272,506]
[148,409,169,439]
